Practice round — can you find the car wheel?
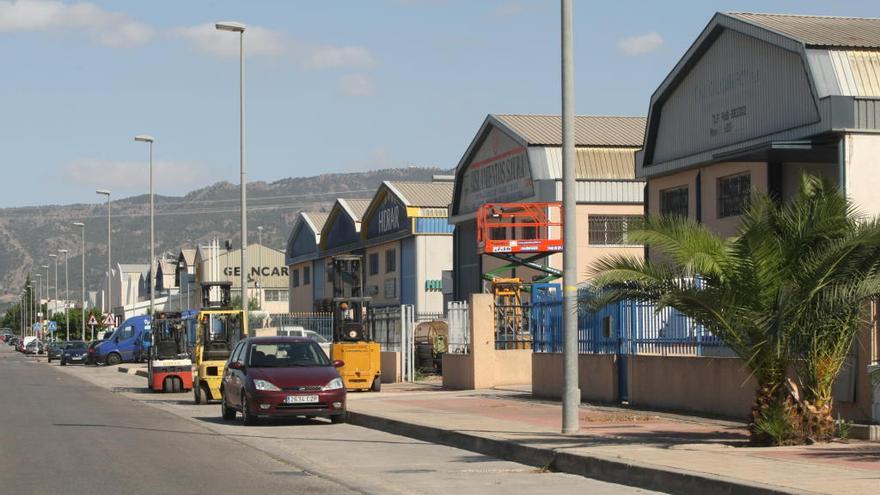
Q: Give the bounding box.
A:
[106,353,121,366]
[172,378,181,393]
[241,394,257,426]
[221,395,236,421]
[60,360,66,366]
[331,414,346,424]
[371,376,381,392]
[47,356,52,363]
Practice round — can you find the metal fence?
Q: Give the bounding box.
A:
[371,306,403,351]
[495,303,533,350]
[249,312,334,341]
[531,287,732,357]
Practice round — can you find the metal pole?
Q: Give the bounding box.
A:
[80,225,85,339]
[48,255,56,317]
[258,226,262,310]
[239,30,249,331]
[149,141,155,318]
[107,195,112,317]
[63,251,69,341]
[561,0,580,435]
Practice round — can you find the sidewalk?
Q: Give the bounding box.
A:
[346,384,880,495]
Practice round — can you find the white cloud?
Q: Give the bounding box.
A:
[63,159,205,191]
[337,73,376,97]
[0,0,153,47]
[492,2,527,18]
[617,32,664,56]
[173,23,377,70]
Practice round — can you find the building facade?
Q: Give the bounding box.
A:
[449,114,647,301]
[193,242,290,313]
[638,12,880,422]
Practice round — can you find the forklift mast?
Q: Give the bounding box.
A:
[331,255,372,342]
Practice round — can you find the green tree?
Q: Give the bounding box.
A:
[591,175,880,445]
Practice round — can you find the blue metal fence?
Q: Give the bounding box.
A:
[531,287,731,356]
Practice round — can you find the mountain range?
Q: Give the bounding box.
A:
[0,166,449,309]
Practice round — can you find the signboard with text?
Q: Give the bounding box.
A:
[459,126,533,215]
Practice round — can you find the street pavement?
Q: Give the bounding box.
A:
[0,346,662,495]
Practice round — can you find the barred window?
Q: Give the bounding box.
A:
[303,266,311,286]
[660,186,688,218]
[717,174,750,218]
[385,249,396,273]
[265,290,289,302]
[292,269,300,288]
[588,215,642,245]
[369,253,379,275]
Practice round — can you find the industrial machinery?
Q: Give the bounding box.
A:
[477,202,564,349]
[330,255,382,392]
[192,282,246,404]
[147,312,192,393]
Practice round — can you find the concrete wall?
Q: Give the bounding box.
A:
[628,355,757,418]
[381,351,400,383]
[442,293,532,390]
[532,353,618,403]
[415,235,452,313]
[288,260,313,312]
[845,133,880,216]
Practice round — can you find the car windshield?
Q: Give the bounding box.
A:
[65,341,87,349]
[306,332,329,343]
[247,341,330,368]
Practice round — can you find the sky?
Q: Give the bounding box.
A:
[1,0,877,208]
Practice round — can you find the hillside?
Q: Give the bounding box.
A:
[0,166,449,308]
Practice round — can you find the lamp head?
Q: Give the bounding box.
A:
[96,190,111,196]
[215,21,245,32]
[134,134,155,143]
[72,222,84,227]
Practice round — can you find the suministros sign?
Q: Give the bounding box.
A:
[459,127,533,214]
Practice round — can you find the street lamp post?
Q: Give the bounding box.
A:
[73,222,86,339]
[135,135,156,318]
[257,225,263,310]
[38,271,45,337]
[96,190,111,316]
[215,21,250,332]
[59,249,69,341]
[48,253,57,318]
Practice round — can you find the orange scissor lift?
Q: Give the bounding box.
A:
[477,202,564,349]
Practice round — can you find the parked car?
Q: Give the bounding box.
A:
[47,342,64,362]
[85,331,114,365]
[60,341,88,366]
[7,337,19,347]
[95,316,152,366]
[220,336,346,425]
[277,326,331,357]
[25,339,44,355]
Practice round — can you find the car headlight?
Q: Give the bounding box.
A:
[322,378,344,391]
[253,379,281,391]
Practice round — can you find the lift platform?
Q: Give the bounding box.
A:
[477,202,564,285]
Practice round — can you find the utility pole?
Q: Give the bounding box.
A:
[560,0,580,435]
[59,249,69,341]
[135,135,156,318]
[73,222,86,339]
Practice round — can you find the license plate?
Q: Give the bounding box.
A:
[285,395,319,404]
[71,356,82,360]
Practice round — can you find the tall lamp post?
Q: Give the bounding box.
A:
[560,0,580,434]
[96,190,111,316]
[73,222,86,339]
[48,253,57,318]
[59,249,69,341]
[38,270,45,336]
[135,135,156,317]
[257,225,263,310]
[215,21,250,333]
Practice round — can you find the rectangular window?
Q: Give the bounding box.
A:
[265,290,289,302]
[588,215,643,245]
[717,173,751,218]
[292,269,300,288]
[384,278,397,299]
[660,186,689,218]
[327,263,333,282]
[369,252,379,276]
[385,249,396,273]
[303,266,311,286]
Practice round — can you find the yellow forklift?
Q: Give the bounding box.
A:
[192,281,246,404]
[330,255,382,392]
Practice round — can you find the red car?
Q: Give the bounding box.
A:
[220,336,346,425]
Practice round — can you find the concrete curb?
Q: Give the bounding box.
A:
[346,410,807,495]
[116,366,148,378]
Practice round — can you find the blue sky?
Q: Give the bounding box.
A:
[1,0,877,207]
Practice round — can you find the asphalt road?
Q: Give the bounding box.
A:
[0,345,663,495]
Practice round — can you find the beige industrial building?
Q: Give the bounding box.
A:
[449,114,646,300]
[193,242,290,313]
[637,12,880,422]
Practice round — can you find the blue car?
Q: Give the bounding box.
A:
[60,341,88,366]
[95,315,152,366]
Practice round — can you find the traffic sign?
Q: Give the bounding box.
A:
[47,321,57,333]
[32,322,41,332]
[87,315,99,326]
[102,314,116,327]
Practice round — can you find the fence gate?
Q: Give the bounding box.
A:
[446,301,469,354]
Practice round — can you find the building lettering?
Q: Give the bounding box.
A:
[222,266,290,277]
[378,205,400,233]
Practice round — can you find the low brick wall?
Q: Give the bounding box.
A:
[442,353,475,390]
[628,355,756,419]
[532,353,618,403]
[493,350,532,387]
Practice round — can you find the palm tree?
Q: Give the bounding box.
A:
[590,175,880,445]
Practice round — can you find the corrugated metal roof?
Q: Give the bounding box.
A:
[492,114,645,147]
[118,263,149,274]
[302,211,329,233]
[339,199,371,222]
[728,12,880,48]
[386,181,454,208]
[179,248,196,266]
[531,147,640,180]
